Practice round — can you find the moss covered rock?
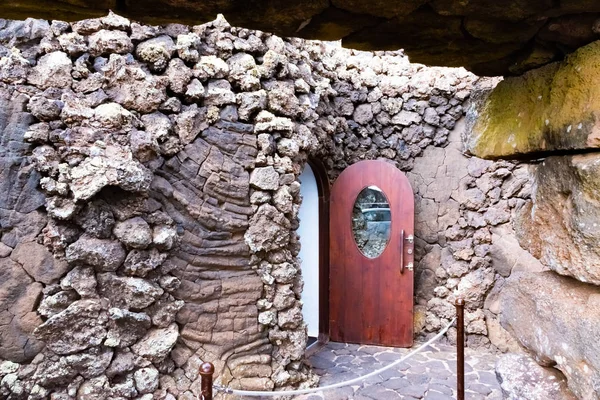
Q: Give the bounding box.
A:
[465,40,600,159]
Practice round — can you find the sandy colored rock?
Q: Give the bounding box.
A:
[500,272,600,399]
[496,353,577,400]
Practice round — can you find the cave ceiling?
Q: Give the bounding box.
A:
[2,0,600,75]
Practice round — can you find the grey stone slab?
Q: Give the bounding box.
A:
[467,383,492,395]
[382,377,411,390]
[424,391,455,400]
[397,384,427,398]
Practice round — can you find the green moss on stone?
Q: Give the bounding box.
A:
[470,40,600,159]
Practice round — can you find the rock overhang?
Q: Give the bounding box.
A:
[2,1,600,76]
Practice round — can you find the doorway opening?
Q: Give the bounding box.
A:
[298,160,330,352]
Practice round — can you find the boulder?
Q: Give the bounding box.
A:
[500,272,600,399]
[489,224,546,277]
[466,41,600,159]
[496,353,576,400]
[515,155,600,285]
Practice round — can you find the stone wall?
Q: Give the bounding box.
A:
[0,13,540,400]
[464,40,600,399]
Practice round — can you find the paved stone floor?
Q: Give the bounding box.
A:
[294,341,502,400]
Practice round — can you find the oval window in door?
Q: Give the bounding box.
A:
[352,186,391,258]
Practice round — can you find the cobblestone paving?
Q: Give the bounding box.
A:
[294,341,502,400]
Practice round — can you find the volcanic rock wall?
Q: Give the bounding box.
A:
[0,13,536,400]
[465,40,600,399]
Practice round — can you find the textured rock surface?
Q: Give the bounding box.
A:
[465,41,600,159]
[515,155,600,285]
[496,353,576,400]
[500,272,600,399]
[2,2,600,75]
[0,10,547,400]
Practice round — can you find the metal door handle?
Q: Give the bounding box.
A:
[400,229,404,274]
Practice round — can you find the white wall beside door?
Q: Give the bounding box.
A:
[298,164,319,338]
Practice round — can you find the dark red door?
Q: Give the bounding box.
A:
[329,160,414,347]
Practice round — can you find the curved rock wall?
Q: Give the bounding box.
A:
[0,12,537,400]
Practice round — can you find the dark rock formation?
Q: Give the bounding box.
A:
[2,3,600,75]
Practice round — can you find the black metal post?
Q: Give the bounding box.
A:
[455,297,465,400]
[200,362,215,400]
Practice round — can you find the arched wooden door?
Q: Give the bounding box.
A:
[329,160,414,347]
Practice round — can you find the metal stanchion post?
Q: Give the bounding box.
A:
[200,362,215,400]
[455,297,465,400]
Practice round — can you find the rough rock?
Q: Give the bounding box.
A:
[113,217,153,249]
[10,241,69,284]
[97,273,164,310]
[500,272,600,399]
[136,35,175,72]
[245,204,290,252]
[88,30,133,56]
[66,236,126,272]
[0,258,44,362]
[250,167,279,191]
[105,308,152,347]
[33,299,108,355]
[27,51,72,89]
[131,323,178,363]
[515,155,600,285]
[4,3,600,75]
[134,366,159,394]
[466,41,600,159]
[496,353,576,400]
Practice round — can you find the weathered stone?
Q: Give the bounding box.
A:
[74,200,115,239]
[516,155,600,285]
[136,35,175,72]
[10,241,69,284]
[69,145,153,201]
[194,55,229,80]
[97,273,164,310]
[113,217,153,249]
[237,90,267,121]
[122,248,167,277]
[60,266,97,298]
[500,272,600,399]
[152,225,178,251]
[105,308,152,347]
[250,166,279,191]
[134,366,159,394]
[27,51,72,89]
[34,299,108,355]
[466,41,600,159]
[496,353,576,400]
[88,30,133,56]
[66,236,126,272]
[0,258,44,362]
[131,323,178,363]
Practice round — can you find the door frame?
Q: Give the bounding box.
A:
[302,159,331,353]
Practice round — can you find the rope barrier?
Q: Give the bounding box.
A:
[214,317,457,397]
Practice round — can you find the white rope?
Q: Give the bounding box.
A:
[215,317,456,397]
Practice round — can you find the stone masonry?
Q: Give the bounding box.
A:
[0,13,545,400]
